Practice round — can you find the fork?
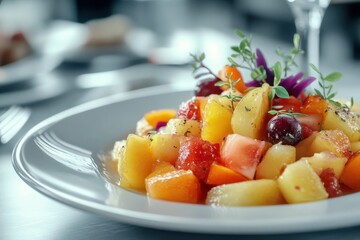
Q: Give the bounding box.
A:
[0,106,31,144]
[34,132,98,174]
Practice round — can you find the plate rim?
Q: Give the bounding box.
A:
[11,85,360,234]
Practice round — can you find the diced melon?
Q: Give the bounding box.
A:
[278,160,328,204]
[145,169,201,203]
[256,144,296,180]
[206,179,284,206]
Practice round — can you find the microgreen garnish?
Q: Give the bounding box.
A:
[190,53,218,79]
[309,63,346,107]
[269,61,290,101]
[215,74,243,111]
[229,29,267,83]
[276,33,304,77]
[268,109,306,117]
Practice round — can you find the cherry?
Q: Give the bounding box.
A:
[267,114,302,146]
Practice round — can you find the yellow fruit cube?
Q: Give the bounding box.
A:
[150,134,180,164]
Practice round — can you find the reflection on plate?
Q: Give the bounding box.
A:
[0,53,61,88]
[0,73,68,107]
[12,86,360,234]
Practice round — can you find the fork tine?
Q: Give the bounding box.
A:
[0,107,31,144]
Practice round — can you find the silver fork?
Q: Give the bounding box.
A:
[34,132,98,174]
[0,106,31,144]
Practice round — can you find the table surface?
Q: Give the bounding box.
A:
[2,34,360,240]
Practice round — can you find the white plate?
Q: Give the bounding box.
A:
[0,53,61,88]
[0,73,68,107]
[12,85,360,234]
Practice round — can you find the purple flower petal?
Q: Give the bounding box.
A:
[155,121,167,131]
[256,49,274,85]
[245,80,261,87]
[280,72,303,93]
[292,76,316,97]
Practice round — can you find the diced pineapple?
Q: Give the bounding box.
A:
[231,83,270,139]
[206,179,284,206]
[322,103,360,142]
[295,132,317,160]
[278,160,328,204]
[163,118,201,137]
[118,134,155,191]
[309,130,352,158]
[201,97,233,144]
[150,134,180,164]
[350,141,360,153]
[256,144,296,180]
[112,140,126,161]
[299,152,347,178]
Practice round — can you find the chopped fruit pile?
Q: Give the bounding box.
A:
[112,30,360,206]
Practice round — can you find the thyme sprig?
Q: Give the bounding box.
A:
[269,61,290,101]
[215,74,243,111]
[309,64,352,108]
[276,33,304,77]
[228,29,267,83]
[190,53,217,79]
[268,109,306,117]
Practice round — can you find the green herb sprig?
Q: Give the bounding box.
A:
[309,64,352,108]
[215,74,243,111]
[276,33,304,77]
[269,61,290,102]
[190,53,218,79]
[228,29,267,83]
[268,109,306,117]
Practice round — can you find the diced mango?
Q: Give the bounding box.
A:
[206,163,248,185]
[278,160,328,204]
[145,169,201,203]
[118,134,155,191]
[144,109,177,128]
[340,152,360,190]
[206,179,284,206]
[256,144,296,180]
[350,141,360,153]
[201,97,233,144]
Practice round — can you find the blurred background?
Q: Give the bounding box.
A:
[0,0,359,104]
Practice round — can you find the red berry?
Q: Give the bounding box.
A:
[177,98,200,120]
[319,168,342,198]
[175,136,220,181]
[195,78,222,97]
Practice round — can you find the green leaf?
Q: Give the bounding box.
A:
[327,92,337,100]
[351,97,354,108]
[276,48,283,57]
[251,71,258,79]
[268,110,278,115]
[293,33,301,50]
[231,46,240,53]
[235,29,245,38]
[309,63,322,76]
[228,57,239,67]
[274,86,289,98]
[240,40,247,51]
[273,61,282,86]
[291,48,300,54]
[272,105,284,109]
[269,88,276,101]
[214,81,227,87]
[314,88,324,98]
[324,72,342,82]
[199,53,205,62]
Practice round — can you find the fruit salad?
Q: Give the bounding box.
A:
[112,30,360,206]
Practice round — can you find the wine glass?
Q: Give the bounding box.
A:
[287,0,331,77]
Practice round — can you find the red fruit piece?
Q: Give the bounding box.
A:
[177,98,200,120]
[319,168,342,198]
[175,136,220,181]
[273,96,302,113]
[195,78,223,97]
